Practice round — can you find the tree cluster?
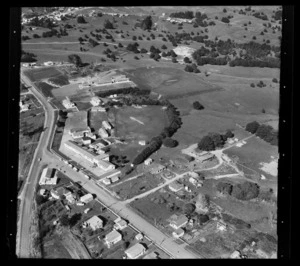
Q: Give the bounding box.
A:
[68,54,83,67]
[184,64,200,73]
[198,130,234,151]
[126,42,140,53]
[169,11,194,19]
[140,16,153,30]
[245,121,278,145]
[252,11,268,21]
[21,50,37,62]
[27,16,56,28]
[88,38,99,47]
[192,101,204,110]
[104,19,114,29]
[77,15,86,24]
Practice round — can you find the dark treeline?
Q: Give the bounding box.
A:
[95,87,151,98]
[169,11,194,19]
[245,121,278,146]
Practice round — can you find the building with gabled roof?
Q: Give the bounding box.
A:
[102,120,112,130]
[85,215,103,231]
[168,181,184,193]
[125,243,147,259]
[170,215,188,230]
[104,230,122,248]
[39,168,58,186]
[90,96,102,106]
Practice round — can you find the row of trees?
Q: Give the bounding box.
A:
[198,130,234,151]
[170,11,194,19]
[217,181,260,201]
[245,121,278,146]
[95,86,151,98]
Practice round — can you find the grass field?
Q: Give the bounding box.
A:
[124,66,221,98]
[109,105,168,141]
[24,67,64,82]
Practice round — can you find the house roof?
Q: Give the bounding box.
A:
[86,215,103,226]
[125,243,146,258]
[174,227,185,235]
[80,193,93,202]
[105,230,122,243]
[171,215,188,227]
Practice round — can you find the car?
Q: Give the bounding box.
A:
[38,158,41,162]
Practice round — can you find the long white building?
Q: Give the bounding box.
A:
[64,140,115,171]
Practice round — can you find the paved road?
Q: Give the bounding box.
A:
[17,67,199,259]
[17,69,57,258]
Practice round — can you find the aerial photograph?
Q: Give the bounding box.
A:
[17,6,280,259]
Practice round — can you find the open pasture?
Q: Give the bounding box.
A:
[125,66,220,97]
[24,67,64,82]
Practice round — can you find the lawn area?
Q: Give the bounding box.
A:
[109,105,169,142]
[43,235,72,259]
[110,173,163,200]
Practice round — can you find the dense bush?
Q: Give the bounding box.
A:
[193,101,204,110]
[170,11,194,19]
[68,54,83,67]
[163,138,178,148]
[140,16,152,30]
[104,19,114,29]
[231,181,260,200]
[77,16,86,24]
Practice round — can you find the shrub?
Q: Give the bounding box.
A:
[193,101,204,110]
[163,138,178,148]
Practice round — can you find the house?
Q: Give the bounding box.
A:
[50,186,69,199]
[170,215,188,230]
[69,128,91,139]
[62,97,75,109]
[80,193,93,204]
[144,158,153,166]
[125,243,146,259]
[82,136,92,145]
[90,96,102,106]
[19,101,30,112]
[85,215,103,231]
[98,127,109,138]
[172,228,185,238]
[148,163,166,174]
[110,175,119,183]
[189,177,197,185]
[65,193,76,204]
[168,181,184,193]
[39,168,58,186]
[39,189,47,196]
[104,229,122,247]
[227,138,235,144]
[102,178,111,185]
[135,233,143,241]
[102,120,112,130]
[138,140,146,146]
[114,217,128,230]
[216,220,227,232]
[230,250,242,259]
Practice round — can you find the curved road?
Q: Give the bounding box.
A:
[17,67,199,259]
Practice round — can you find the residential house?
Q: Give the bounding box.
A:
[19,101,29,112]
[90,96,102,106]
[82,136,92,145]
[138,140,146,146]
[168,181,184,193]
[39,168,58,186]
[230,250,242,259]
[50,186,69,199]
[148,163,166,174]
[114,217,128,230]
[70,128,91,139]
[144,158,153,166]
[172,228,185,238]
[135,233,143,241]
[110,175,119,183]
[125,243,146,259]
[62,97,75,109]
[80,193,93,204]
[85,215,103,231]
[102,178,111,185]
[65,193,76,204]
[169,215,188,230]
[102,120,112,130]
[85,132,97,140]
[105,230,122,248]
[98,127,109,138]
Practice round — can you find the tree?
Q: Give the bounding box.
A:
[198,136,215,151]
[68,54,83,67]
[33,33,40,38]
[183,203,196,215]
[77,16,86,24]
[161,44,167,50]
[104,19,114,29]
[60,214,70,227]
[224,130,234,139]
[217,182,233,195]
[198,214,209,224]
[141,16,153,30]
[272,78,278,83]
[36,194,47,205]
[69,213,82,227]
[140,48,148,53]
[193,101,204,110]
[250,83,255,87]
[210,133,225,148]
[245,121,260,134]
[231,181,260,201]
[184,57,191,63]
[262,108,266,113]
[163,138,178,148]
